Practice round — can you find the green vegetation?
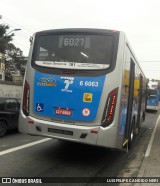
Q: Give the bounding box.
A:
[0,24,26,81]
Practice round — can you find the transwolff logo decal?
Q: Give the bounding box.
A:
[37,78,56,87]
[61,77,74,92]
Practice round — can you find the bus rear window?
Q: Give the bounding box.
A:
[148,89,157,96]
[34,34,113,70]
[150,95,156,98]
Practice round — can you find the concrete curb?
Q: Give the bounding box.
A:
[133,114,160,186]
[133,158,148,186]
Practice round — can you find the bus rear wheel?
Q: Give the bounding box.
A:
[128,119,135,149]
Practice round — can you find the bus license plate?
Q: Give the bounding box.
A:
[55,108,72,116]
[48,128,73,136]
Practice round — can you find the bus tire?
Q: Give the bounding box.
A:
[0,121,7,137]
[128,119,135,149]
[142,111,145,121]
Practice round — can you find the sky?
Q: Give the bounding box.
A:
[0,0,160,80]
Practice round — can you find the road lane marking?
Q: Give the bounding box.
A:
[0,138,52,156]
[22,140,30,142]
[0,145,9,148]
[145,114,160,157]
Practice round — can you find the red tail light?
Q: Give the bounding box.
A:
[23,81,30,116]
[101,88,118,127]
[63,71,74,75]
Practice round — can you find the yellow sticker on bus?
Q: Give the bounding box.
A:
[83,93,93,103]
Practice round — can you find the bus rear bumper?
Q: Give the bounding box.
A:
[19,114,118,148]
[146,105,158,111]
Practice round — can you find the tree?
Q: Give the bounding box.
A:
[5,43,23,70]
[0,24,25,81]
[0,24,14,53]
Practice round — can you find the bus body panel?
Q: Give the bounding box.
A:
[33,72,106,121]
[19,111,28,134]
[146,105,158,111]
[20,114,119,148]
[28,72,119,126]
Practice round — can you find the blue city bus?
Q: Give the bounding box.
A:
[147,89,159,111]
[19,28,147,150]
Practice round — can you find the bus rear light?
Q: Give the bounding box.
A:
[23,81,30,116]
[63,71,74,75]
[91,130,98,134]
[101,88,118,127]
[28,120,34,124]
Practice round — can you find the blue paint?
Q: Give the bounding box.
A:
[34,71,106,121]
[119,105,127,136]
[147,94,159,107]
[36,103,44,112]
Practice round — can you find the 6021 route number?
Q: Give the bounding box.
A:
[80,81,98,87]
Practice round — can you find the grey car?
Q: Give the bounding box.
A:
[0,97,20,137]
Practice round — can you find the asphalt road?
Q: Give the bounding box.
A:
[0,109,159,185]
